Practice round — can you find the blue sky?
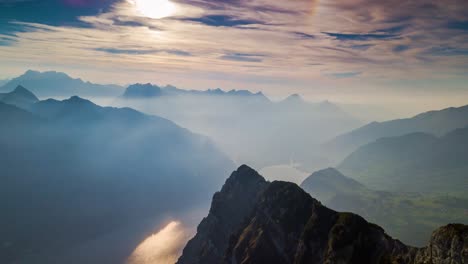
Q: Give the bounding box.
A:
[0,0,467,112]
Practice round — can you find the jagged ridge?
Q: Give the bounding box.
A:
[178,165,468,264]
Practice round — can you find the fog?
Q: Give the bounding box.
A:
[259,164,310,185]
[112,94,362,172]
[0,96,233,263]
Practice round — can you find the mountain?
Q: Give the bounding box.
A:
[123,83,162,98]
[178,165,467,264]
[0,70,125,98]
[338,127,468,195]
[300,168,468,246]
[0,100,39,126]
[300,168,367,201]
[0,94,234,263]
[324,104,468,163]
[0,78,9,86]
[117,85,360,170]
[121,83,269,100]
[0,85,39,109]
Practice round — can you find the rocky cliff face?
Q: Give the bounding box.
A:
[177,165,467,264]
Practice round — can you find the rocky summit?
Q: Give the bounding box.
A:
[177,165,468,264]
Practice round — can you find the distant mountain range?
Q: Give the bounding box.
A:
[0,70,125,98]
[323,104,468,164]
[337,126,468,196]
[300,168,468,246]
[0,70,362,170]
[0,87,234,263]
[122,83,268,99]
[116,84,361,170]
[177,165,467,264]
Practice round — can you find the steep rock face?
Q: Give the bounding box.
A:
[178,165,468,264]
[177,165,269,264]
[415,224,468,264]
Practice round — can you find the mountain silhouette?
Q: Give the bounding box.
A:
[0,70,125,98]
[0,95,234,263]
[300,168,468,246]
[324,104,468,163]
[178,165,467,264]
[121,83,269,100]
[0,85,39,109]
[338,127,468,195]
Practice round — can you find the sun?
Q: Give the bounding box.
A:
[132,0,177,19]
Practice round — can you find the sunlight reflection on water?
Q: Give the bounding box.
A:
[126,221,191,264]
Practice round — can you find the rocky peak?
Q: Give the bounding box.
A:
[177,165,268,264]
[178,165,467,264]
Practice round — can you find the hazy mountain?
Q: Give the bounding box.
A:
[116,85,361,170]
[300,168,366,201]
[121,83,269,99]
[338,127,468,196]
[0,94,234,263]
[0,70,125,98]
[178,165,467,264]
[324,104,468,163]
[0,85,39,110]
[123,83,163,98]
[300,168,468,246]
[0,79,9,86]
[0,100,39,127]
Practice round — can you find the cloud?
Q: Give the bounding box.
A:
[329,72,362,79]
[323,32,398,41]
[293,32,316,39]
[0,0,467,105]
[182,15,262,27]
[393,45,410,53]
[220,53,264,62]
[94,48,192,56]
[447,20,468,31]
[426,46,468,57]
[0,0,120,31]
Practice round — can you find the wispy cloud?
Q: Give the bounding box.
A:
[219,52,265,62]
[182,15,262,27]
[94,47,192,56]
[329,71,362,79]
[0,0,467,104]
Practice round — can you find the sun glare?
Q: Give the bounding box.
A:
[132,0,176,19]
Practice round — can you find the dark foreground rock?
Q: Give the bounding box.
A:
[177,165,468,264]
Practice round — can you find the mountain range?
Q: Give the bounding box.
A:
[337,127,468,196]
[122,83,268,99]
[0,70,125,98]
[116,83,361,170]
[0,87,234,263]
[177,165,467,264]
[323,104,468,164]
[300,168,468,246]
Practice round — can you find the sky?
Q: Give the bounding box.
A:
[0,0,467,114]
